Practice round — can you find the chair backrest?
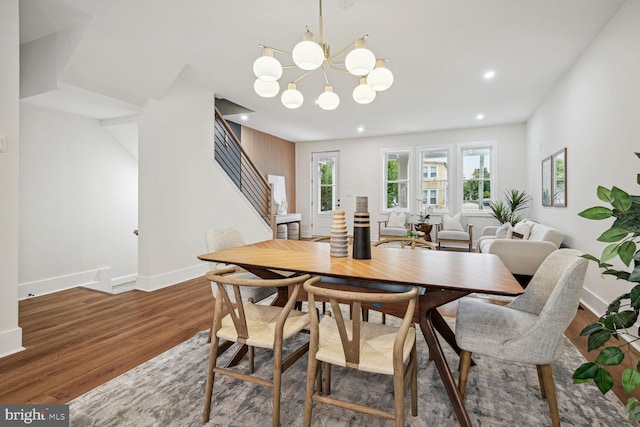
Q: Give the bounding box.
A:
[374,237,435,250]
[207,267,310,341]
[205,228,246,269]
[439,212,467,231]
[304,277,418,366]
[385,209,410,228]
[505,249,588,360]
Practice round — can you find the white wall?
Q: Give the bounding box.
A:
[0,0,22,357]
[19,104,138,297]
[526,0,640,313]
[296,124,527,240]
[137,78,272,291]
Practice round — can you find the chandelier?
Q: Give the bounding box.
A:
[252,0,394,110]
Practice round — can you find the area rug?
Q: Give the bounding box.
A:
[68,316,628,426]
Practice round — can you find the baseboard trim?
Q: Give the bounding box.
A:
[135,264,208,292]
[0,327,24,359]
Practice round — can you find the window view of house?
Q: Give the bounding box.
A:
[419,149,448,211]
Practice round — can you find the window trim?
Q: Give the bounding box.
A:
[416,146,451,214]
[381,148,413,213]
[456,141,498,216]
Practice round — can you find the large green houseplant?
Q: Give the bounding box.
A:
[489,188,531,225]
[572,153,640,423]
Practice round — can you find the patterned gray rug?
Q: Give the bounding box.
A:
[69,316,627,426]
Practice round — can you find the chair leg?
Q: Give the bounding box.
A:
[538,364,561,427]
[410,343,418,417]
[249,345,255,374]
[458,350,472,398]
[273,349,283,427]
[325,362,332,395]
[393,363,405,427]
[536,365,546,398]
[203,336,220,423]
[303,358,320,427]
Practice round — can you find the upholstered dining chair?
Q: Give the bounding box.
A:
[205,228,276,304]
[377,209,413,241]
[302,277,419,427]
[455,249,588,427]
[203,268,311,427]
[434,212,473,251]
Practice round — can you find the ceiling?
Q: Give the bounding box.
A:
[19,0,625,143]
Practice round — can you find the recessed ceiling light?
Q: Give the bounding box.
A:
[357,126,364,133]
[240,115,248,121]
[483,70,496,79]
[476,113,485,120]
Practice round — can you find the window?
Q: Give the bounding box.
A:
[317,154,337,213]
[460,142,496,212]
[383,150,411,210]
[419,148,448,211]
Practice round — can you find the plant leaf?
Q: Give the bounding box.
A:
[601,244,620,262]
[620,241,637,266]
[597,186,613,203]
[612,187,633,211]
[598,227,630,243]
[630,264,640,283]
[630,285,640,310]
[594,367,614,394]
[580,322,604,336]
[596,347,625,365]
[580,254,601,264]
[623,368,640,393]
[579,206,613,220]
[573,362,598,383]
[588,329,612,351]
[606,310,638,329]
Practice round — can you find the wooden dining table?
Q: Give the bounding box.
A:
[198,239,523,426]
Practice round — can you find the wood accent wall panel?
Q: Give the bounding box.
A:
[241,126,296,211]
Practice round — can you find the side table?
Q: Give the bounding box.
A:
[414,222,433,242]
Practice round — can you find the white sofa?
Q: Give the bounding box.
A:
[476,220,565,276]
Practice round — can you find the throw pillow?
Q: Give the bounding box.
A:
[387,211,406,228]
[442,213,464,231]
[513,222,531,240]
[495,223,513,239]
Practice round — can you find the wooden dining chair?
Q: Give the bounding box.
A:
[373,236,436,250]
[203,267,311,427]
[302,277,419,427]
[455,249,588,427]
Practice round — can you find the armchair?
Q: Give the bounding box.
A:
[377,210,412,241]
[434,213,473,251]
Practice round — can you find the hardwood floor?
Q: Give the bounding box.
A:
[0,276,213,404]
[0,275,637,410]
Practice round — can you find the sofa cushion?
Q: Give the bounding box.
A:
[387,210,406,228]
[527,222,565,248]
[443,213,464,231]
[495,223,513,239]
[513,222,531,240]
[438,230,469,240]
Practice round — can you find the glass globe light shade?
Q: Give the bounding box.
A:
[281,83,304,109]
[345,39,376,76]
[254,78,280,98]
[318,86,340,110]
[252,48,282,81]
[352,78,376,104]
[292,31,324,71]
[367,59,394,91]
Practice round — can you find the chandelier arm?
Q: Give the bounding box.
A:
[326,60,352,75]
[327,35,369,62]
[321,65,331,86]
[292,70,312,84]
[259,44,291,56]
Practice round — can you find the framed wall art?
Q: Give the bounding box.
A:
[542,156,552,206]
[552,148,567,207]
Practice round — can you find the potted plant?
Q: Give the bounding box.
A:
[572,152,640,423]
[489,188,531,225]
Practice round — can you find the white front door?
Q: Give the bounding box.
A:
[311,151,339,237]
